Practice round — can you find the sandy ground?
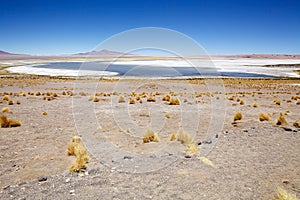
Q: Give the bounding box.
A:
[0,76,299,199]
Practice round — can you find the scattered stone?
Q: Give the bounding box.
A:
[197,142,202,145]
[243,129,248,132]
[65,178,70,183]
[185,155,192,159]
[215,134,219,138]
[203,140,212,144]
[3,185,10,190]
[69,189,75,195]
[282,127,292,132]
[38,176,48,182]
[88,168,99,175]
[123,156,133,160]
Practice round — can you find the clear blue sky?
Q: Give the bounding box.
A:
[1,0,300,55]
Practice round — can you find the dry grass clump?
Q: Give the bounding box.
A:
[67,136,89,172]
[286,100,292,103]
[162,94,171,101]
[258,112,270,121]
[293,120,300,128]
[169,98,180,105]
[8,100,14,105]
[129,98,135,104]
[272,187,297,200]
[0,115,22,128]
[2,95,10,101]
[19,92,26,96]
[35,92,41,96]
[62,91,67,95]
[291,95,299,100]
[177,129,199,155]
[147,96,156,102]
[240,100,245,105]
[252,103,259,108]
[169,133,176,141]
[233,111,243,121]
[118,96,126,103]
[276,113,288,125]
[93,97,100,102]
[296,101,300,105]
[2,107,12,113]
[165,112,171,118]
[274,100,281,105]
[142,128,159,143]
[42,112,48,116]
[16,100,21,105]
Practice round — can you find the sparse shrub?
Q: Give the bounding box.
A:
[240,100,245,105]
[42,112,48,116]
[118,96,125,103]
[291,95,299,100]
[35,92,41,96]
[0,115,22,128]
[169,98,180,105]
[142,128,159,143]
[16,100,21,105]
[53,93,59,97]
[186,143,199,155]
[62,91,67,95]
[177,129,193,145]
[276,113,287,125]
[67,136,89,172]
[8,100,13,105]
[233,111,243,121]
[19,92,26,96]
[2,107,12,113]
[259,113,270,121]
[296,101,300,105]
[286,100,292,103]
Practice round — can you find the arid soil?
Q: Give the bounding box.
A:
[0,76,299,199]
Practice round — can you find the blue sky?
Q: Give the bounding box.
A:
[0,0,300,55]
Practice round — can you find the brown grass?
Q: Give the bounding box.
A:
[8,100,14,105]
[142,128,159,143]
[93,97,100,102]
[240,100,245,105]
[147,96,156,102]
[118,96,125,103]
[0,115,22,128]
[16,100,21,105]
[259,113,270,121]
[276,113,288,125]
[42,112,48,116]
[169,98,180,105]
[233,111,243,121]
[129,98,135,104]
[2,107,12,113]
[162,94,171,101]
[67,136,89,172]
[19,92,26,96]
[2,95,10,101]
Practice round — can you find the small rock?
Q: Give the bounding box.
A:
[185,155,192,159]
[3,185,10,190]
[69,189,75,194]
[282,127,292,131]
[38,176,48,182]
[88,169,98,175]
[243,129,248,133]
[215,134,219,138]
[123,156,133,160]
[84,171,89,176]
[203,140,212,144]
[65,178,70,183]
[197,142,202,145]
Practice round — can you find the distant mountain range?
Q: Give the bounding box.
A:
[0,49,300,59]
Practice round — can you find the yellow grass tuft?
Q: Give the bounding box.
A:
[169,133,176,141]
[129,98,135,104]
[240,100,245,105]
[0,115,22,128]
[273,187,297,200]
[147,96,156,102]
[162,94,171,101]
[93,97,100,102]
[165,112,171,118]
[2,95,10,101]
[252,103,259,108]
[233,111,243,121]
[16,100,21,105]
[8,100,14,105]
[67,136,89,172]
[169,98,180,105]
[293,120,300,128]
[199,157,216,168]
[185,143,199,155]
[259,113,270,121]
[274,99,281,105]
[19,92,26,96]
[276,113,288,125]
[2,107,12,113]
[118,96,125,103]
[142,128,159,143]
[177,129,193,145]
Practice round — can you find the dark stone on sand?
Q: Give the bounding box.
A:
[197,142,202,145]
[185,155,192,158]
[38,176,48,182]
[282,127,292,131]
[123,156,133,160]
[203,140,212,144]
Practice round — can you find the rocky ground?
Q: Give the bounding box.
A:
[0,76,299,199]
